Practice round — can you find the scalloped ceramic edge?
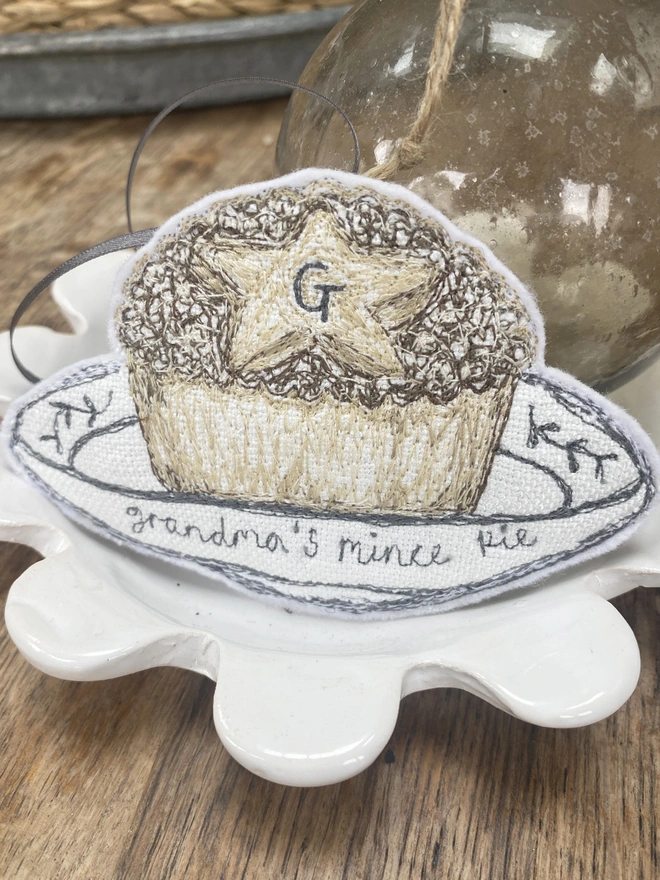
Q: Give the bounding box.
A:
[2,251,660,787]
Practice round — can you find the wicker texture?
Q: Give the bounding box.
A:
[0,0,349,34]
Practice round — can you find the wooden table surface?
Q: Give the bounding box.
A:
[1,99,659,880]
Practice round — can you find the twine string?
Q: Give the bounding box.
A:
[366,0,467,181]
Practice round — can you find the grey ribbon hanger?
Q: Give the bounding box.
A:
[10,76,361,385]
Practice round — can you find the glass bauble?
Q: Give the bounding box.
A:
[277,0,660,388]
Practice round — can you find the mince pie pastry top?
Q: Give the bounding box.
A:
[116,178,537,409]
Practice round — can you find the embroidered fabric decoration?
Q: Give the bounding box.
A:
[4,169,658,617]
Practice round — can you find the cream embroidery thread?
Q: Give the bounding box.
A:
[117,179,535,515]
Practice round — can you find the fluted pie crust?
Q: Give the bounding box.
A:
[129,362,514,515]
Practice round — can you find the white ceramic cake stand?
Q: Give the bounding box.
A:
[2,250,660,788]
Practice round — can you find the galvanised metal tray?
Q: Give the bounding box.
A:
[0,6,350,117]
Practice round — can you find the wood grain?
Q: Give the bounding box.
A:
[0,100,659,880]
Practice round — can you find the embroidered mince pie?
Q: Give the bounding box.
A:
[5,170,657,615]
[116,178,536,515]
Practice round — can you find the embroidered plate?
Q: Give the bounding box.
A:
[6,355,654,614]
[4,170,657,616]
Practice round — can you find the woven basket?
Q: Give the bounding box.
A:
[0,0,350,34]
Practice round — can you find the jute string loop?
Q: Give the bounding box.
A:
[366,0,467,181]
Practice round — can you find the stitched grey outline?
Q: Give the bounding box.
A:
[10,361,648,528]
[4,456,652,614]
[7,359,655,612]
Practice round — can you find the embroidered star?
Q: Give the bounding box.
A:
[193,211,434,375]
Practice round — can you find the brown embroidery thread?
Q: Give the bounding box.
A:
[117,179,535,516]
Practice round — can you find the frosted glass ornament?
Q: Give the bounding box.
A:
[276,0,660,388]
